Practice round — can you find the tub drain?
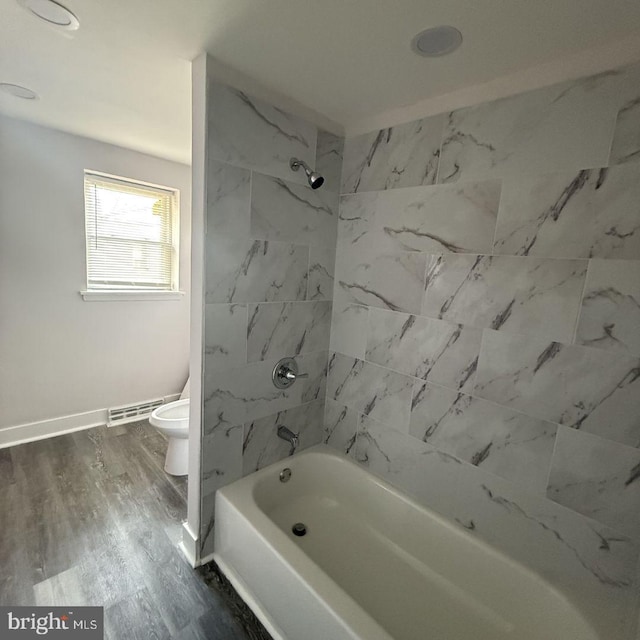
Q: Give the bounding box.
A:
[292,522,307,537]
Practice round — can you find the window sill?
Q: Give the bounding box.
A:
[80,290,185,302]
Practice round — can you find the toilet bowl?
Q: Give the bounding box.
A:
[149,398,189,476]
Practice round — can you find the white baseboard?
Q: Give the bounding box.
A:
[0,409,108,449]
[179,521,200,567]
[198,550,216,567]
[0,392,184,450]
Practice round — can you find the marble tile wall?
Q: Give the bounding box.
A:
[327,61,640,638]
[199,81,343,556]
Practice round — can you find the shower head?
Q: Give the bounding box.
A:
[289,158,325,189]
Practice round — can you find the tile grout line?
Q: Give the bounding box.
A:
[570,258,591,346]
[488,179,504,256]
[434,114,447,186]
[542,424,561,496]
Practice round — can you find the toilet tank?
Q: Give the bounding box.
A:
[179,376,190,400]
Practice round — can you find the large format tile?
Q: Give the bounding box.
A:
[354,413,463,520]
[201,425,243,498]
[335,247,426,314]
[208,83,316,185]
[453,464,639,640]
[365,308,481,392]
[576,260,640,357]
[297,350,330,405]
[610,96,640,166]
[205,237,308,303]
[375,180,500,254]
[246,301,332,362]
[204,304,247,372]
[315,130,344,193]
[323,399,358,456]
[206,160,251,237]
[423,255,587,342]
[493,164,640,259]
[474,330,640,447]
[438,73,627,184]
[199,493,217,559]
[337,181,500,255]
[409,382,557,493]
[336,192,376,252]
[308,245,335,301]
[342,115,445,193]
[242,400,325,474]
[326,352,413,431]
[203,352,327,428]
[202,398,244,439]
[329,300,368,360]
[250,172,338,247]
[547,427,640,539]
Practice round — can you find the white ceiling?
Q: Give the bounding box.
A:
[2,0,640,164]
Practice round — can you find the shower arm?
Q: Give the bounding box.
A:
[289,158,309,172]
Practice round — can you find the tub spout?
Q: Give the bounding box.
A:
[277,425,299,456]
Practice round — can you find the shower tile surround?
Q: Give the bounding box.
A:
[327,62,640,640]
[199,65,640,637]
[200,83,341,558]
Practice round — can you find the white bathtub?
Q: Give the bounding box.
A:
[213,445,599,640]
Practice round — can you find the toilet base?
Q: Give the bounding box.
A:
[164,436,189,476]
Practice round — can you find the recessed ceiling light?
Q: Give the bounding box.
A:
[0,83,39,100]
[17,0,79,30]
[411,26,463,57]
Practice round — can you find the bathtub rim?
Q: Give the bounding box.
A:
[214,444,602,640]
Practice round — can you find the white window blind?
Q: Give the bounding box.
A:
[84,171,179,291]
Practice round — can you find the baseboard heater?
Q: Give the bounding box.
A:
[107,399,163,427]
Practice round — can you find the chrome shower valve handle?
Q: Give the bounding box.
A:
[272,357,308,389]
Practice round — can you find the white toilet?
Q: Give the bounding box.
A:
[149,378,190,476]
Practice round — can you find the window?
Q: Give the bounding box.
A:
[83,171,179,295]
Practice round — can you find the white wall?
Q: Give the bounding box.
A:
[0,115,191,430]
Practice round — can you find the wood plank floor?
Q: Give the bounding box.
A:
[0,421,271,640]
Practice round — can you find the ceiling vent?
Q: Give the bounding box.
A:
[17,0,80,31]
[411,26,463,57]
[0,83,38,99]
